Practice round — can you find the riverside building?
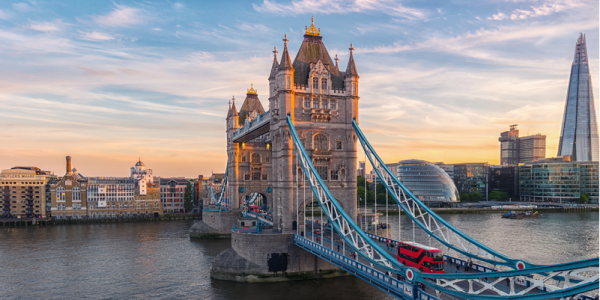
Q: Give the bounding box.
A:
[87,177,135,219]
[0,166,52,218]
[519,157,599,203]
[160,178,189,213]
[49,156,88,220]
[396,159,459,207]
[453,163,490,198]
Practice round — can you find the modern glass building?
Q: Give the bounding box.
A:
[396,160,459,207]
[557,34,599,162]
[519,160,599,203]
[453,163,489,197]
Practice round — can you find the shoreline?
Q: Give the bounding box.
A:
[305,206,599,216]
[0,213,201,228]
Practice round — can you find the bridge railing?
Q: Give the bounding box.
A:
[293,234,435,300]
[232,225,260,234]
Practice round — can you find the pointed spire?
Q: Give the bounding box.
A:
[269,46,279,80]
[230,96,238,117]
[279,34,293,70]
[345,43,358,77]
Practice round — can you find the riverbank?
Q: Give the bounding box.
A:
[0,213,201,228]
[305,206,598,216]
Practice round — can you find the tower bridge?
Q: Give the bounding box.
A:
[189,19,599,299]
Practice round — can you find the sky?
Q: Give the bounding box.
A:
[0,0,598,177]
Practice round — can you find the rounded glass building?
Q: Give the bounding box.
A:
[396,159,459,207]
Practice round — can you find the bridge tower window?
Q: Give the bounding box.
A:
[313,98,319,109]
[252,153,261,163]
[304,97,310,108]
[321,99,328,109]
[252,167,261,181]
[330,100,336,110]
[314,133,328,151]
[312,77,319,90]
[317,166,328,180]
[321,79,327,91]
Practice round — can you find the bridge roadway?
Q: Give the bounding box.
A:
[300,221,570,300]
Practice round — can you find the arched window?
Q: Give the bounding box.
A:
[73,187,81,201]
[314,133,328,151]
[321,79,327,90]
[312,77,319,89]
[57,187,65,201]
[252,153,261,163]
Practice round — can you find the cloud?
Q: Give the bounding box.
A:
[30,22,60,32]
[488,12,507,20]
[488,1,585,21]
[12,2,34,12]
[79,31,115,41]
[509,3,565,20]
[173,2,185,10]
[0,9,11,19]
[93,5,145,27]
[253,0,426,20]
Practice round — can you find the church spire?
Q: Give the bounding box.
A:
[279,34,293,71]
[269,46,279,80]
[345,43,358,77]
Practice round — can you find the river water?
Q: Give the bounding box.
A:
[0,212,597,299]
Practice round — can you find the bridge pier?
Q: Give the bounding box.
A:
[210,232,347,282]
[189,210,240,239]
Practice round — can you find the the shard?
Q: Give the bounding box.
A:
[557,33,599,162]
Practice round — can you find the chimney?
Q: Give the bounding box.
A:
[66,156,72,174]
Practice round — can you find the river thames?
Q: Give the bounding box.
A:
[0,212,597,299]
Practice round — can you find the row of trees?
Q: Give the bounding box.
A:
[356,176,395,205]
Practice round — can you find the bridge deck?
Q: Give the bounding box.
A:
[300,222,564,300]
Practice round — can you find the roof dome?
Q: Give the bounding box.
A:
[135,158,145,169]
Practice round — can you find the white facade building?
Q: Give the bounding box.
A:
[130,159,153,183]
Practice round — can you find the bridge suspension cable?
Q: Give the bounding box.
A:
[287,114,598,299]
[208,168,229,211]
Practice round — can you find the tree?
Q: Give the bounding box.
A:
[184,180,194,212]
[357,176,367,190]
[489,191,509,201]
[578,193,590,204]
[460,192,483,202]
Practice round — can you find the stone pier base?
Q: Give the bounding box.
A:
[189,211,240,239]
[211,232,348,282]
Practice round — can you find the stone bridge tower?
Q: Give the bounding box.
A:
[269,18,359,234]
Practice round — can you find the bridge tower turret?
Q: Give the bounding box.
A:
[226,96,240,209]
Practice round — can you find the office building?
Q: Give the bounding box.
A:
[557,34,599,162]
[519,157,598,203]
[499,125,546,165]
[488,165,519,200]
[1,166,52,218]
[396,160,459,207]
[453,163,490,198]
[434,163,454,180]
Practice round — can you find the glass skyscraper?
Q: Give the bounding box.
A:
[557,34,599,162]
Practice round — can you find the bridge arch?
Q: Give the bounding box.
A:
[239,190,272,211]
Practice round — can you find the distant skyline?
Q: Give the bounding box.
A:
[0,0,598,177]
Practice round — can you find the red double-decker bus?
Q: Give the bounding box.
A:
[249,205,260,213]
[397,241,445,273]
